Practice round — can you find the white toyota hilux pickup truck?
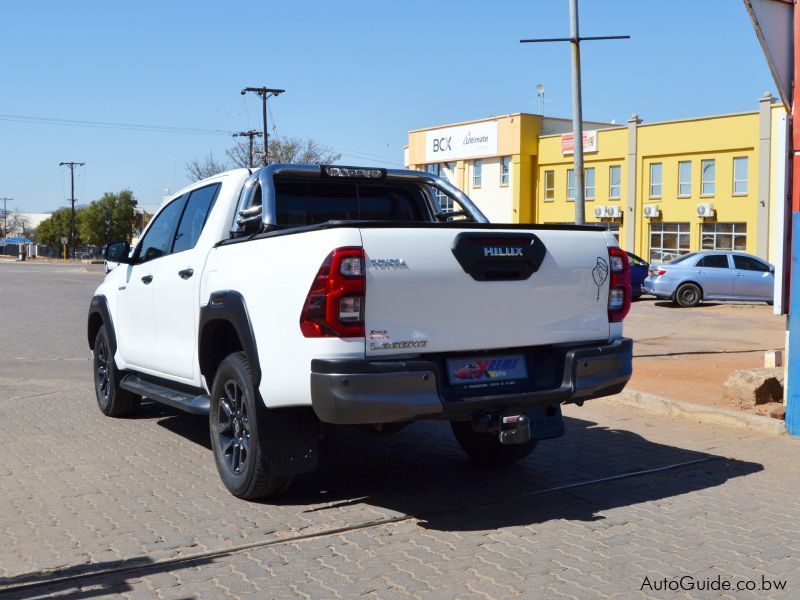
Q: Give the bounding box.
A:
[88,165,632,500]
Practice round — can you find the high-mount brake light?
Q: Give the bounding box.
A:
[300,247,365,338]
[322,166,386,179]
[607,246,631,323]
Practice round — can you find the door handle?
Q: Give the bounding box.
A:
[178,268,194,280]
[141,274,153,284]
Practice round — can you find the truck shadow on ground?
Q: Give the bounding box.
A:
[152,404,762,533]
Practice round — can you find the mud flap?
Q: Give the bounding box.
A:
[255,403,320,476]
[528,404,565,440]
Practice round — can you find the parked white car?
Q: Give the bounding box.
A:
[88,165,633,499]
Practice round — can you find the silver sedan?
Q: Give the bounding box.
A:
[643,251,774,307]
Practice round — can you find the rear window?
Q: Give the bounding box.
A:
[667,252,697,265]
[274,179,427,226]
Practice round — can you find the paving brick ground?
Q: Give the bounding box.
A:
[1,262,799,599]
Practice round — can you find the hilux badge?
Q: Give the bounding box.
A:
[483,247,524,257]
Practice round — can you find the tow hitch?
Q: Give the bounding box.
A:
[499,414,531,445]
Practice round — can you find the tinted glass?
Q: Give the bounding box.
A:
[668,252,697,265]
[274,180,425,226]
[173,184,220,254]
[733,255,769,272]
[138,196,187,262]
[698,254,729,269]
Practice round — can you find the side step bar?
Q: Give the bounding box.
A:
[120,374,210,415]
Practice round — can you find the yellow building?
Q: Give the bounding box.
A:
[405,93,788,264]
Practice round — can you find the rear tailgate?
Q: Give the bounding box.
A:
[362,226,613,357]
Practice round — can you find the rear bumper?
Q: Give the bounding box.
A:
[643,277,674,298]
[310,338,632,425]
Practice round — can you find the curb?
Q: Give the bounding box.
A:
[603,388,787,436]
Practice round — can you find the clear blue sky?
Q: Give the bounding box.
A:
[0,0,778,213]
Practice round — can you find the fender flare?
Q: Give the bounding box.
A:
[87,295,116,354]
[198,291,261,387]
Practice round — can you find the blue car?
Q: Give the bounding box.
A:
[643,251,774,307]
[626,252,649,299]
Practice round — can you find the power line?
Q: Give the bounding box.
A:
[0,114,232,136]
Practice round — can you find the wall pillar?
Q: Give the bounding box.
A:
[758,92,774,260]
[626,114,641,253]
[512,154,534,223]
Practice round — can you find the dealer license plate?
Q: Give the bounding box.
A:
[446,354,528,386]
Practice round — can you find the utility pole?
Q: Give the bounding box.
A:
[521,0,628,225]
[240,87,285,165]
[233,130,263,168]
[0,197,11,255]
[59,161,85,259]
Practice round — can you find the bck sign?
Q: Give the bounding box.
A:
[424,121,498,162]
[432,137,452,153]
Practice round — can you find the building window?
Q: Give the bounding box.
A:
[544,170,555,201]
[649,222,691,263]
[701,159,715,196]
[701,222,747,251]
[567,169,575,201]
[609,165,621,200]
[678,161,691,197]
[649,163,662,198]
[426,163,454,212]
[472,160,482,188]
[585,167,595,200]
[733,157,748,195]
[500,157,510,186]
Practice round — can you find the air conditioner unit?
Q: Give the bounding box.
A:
[643,204,660,218]
[697,203,715,217]
[593,205,607,218]
[606,205,622,218]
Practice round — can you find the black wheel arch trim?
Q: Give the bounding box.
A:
[88,295,116,354]
[199,291,261,388]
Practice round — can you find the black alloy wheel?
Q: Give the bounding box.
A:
[92,325,140,417]
[216,379,251,476]
[209,352,292,499]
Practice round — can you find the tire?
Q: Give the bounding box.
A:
[675,283,702,307]
[93,325,140,417]
[209,352,292,500]
[450,421,538,466]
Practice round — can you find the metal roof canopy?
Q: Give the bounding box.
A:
[743,0,794,112]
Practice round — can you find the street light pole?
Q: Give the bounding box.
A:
[240,87,285,165]
[59,161,85,259]
[0,197,12,255]
[520,0,629,225]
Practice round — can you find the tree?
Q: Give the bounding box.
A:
[185,151,227,182]
[35,208,81,248]
[226,135,342,168]
[79,190,138,246]
[185,137,342,181]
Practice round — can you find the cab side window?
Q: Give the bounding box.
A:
[173,184,221,254]
[733,255,770,272]
[137,196,187,262]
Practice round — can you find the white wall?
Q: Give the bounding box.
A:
[465,157,514,223]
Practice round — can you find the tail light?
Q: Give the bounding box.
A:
[300,247,365,338]
[608,246,631,323]
[654,269,667,276]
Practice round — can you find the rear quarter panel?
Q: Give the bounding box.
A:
[202,228,365,408]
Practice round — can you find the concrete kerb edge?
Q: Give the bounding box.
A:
[602,388,788,436]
